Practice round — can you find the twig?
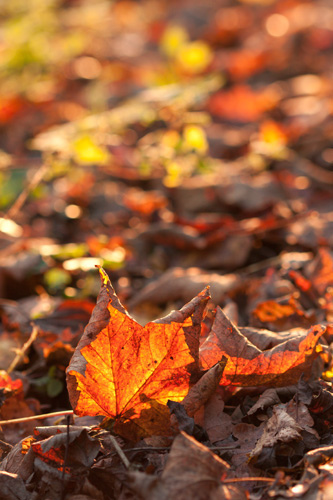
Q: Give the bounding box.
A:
[109,434,130,469]
[7,325,39,374]
[4,162,48,221]
[237,255,284,276]
[61,415,71,500]
[124,444,239,453]
[223,477,275,484]
[0,410,74,425]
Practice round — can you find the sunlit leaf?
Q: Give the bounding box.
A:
[200,307,326,387]
[67,268,209,439]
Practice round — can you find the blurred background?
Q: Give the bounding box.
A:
[0,0,332,321]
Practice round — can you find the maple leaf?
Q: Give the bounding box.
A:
[66,268,209,439]
[200,307,326,387]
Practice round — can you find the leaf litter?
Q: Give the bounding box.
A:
[0,0,333,498]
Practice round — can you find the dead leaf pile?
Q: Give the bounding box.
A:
[1,0,333,498]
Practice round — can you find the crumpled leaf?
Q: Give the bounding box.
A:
[67,268,209,439]
[249,405,302,461]
[128,432,245,500]
[200,307,326,387]
[247,388,281,415]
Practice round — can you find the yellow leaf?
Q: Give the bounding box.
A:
[73,135,109,165]
[163,161,182,187]
[160,25,189,57]
[176,41,213,74]
[183,125,208,154]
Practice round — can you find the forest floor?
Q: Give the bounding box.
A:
[0,0,333,499]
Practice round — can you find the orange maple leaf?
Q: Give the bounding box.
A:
[66,268,209,439]
[200,307,326,387]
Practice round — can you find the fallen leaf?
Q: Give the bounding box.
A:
[200,307,326,387]
[305,247,333,295]
[168,400,195,435]
[247,388,281,415]
[216,172,282,211]
[0,436,35,480]
[67,268,209,439]
[251,296,314,331]
[0,471,30,500]
[127,267,240,308]
[203,392,233,443]
[193,234,253,269]
[239,326,308,350]
[31,426,100,475]
[181,357,228,417]
[128,432,245,500]
[231,422,264,475]
[249,405,302,461]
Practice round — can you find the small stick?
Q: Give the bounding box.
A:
[0,410,74,425]
[109,434,130,469]
[5,163,48,221]
[124,444,239,453]
[223,477,275,484]
[7,325,39,374]
[60,415,71,500]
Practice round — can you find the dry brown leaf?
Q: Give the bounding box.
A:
[181,357,228,417]
[0,471,30,500]
[249,405,302,459]
[128,432,246,500]
[127,267,240,308]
